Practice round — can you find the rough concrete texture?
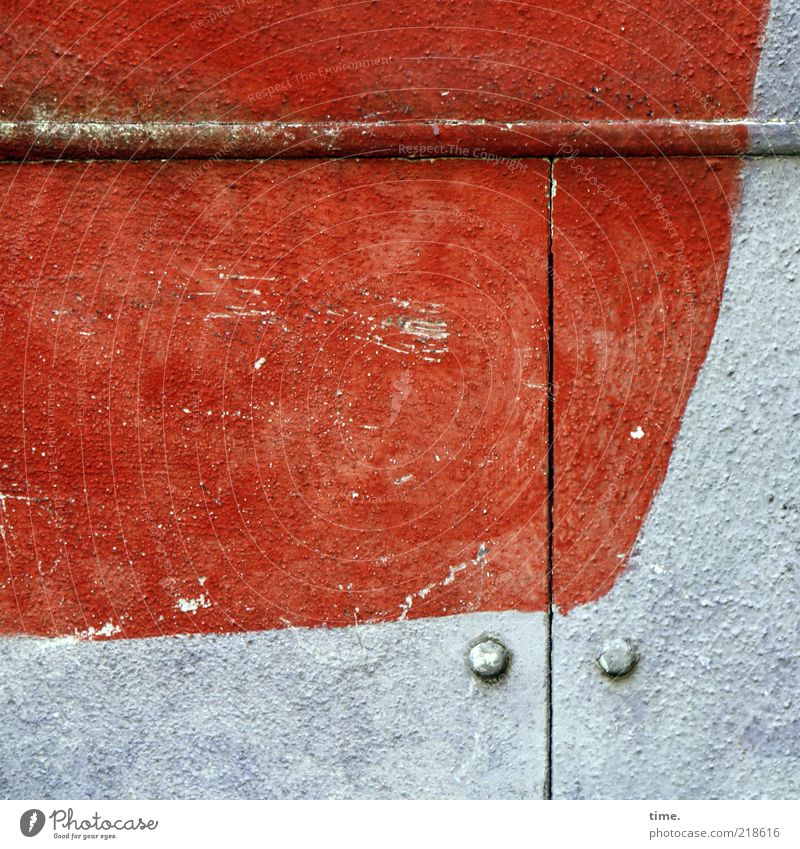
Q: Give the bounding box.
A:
[0,611,547,799]
[753,0,800,121]
[552,157,800,799]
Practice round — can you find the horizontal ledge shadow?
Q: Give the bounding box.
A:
[2,120,800,161]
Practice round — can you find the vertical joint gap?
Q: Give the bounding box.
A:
[545,157,555,800]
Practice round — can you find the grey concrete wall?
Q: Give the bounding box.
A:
[552,157,800,799]
[0,611,547,799]
[753,0,800,121]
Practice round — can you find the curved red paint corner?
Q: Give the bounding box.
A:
[553,157,742,612]
[549,0,769,612]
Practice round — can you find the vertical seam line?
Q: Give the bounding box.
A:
[545,157,555,800]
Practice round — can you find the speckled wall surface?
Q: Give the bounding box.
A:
[552,156,800,799]
[550,3,800,798]
[0,613,548,799]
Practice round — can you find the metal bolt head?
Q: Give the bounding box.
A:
[596,637,637,678]
[468,637,509,680]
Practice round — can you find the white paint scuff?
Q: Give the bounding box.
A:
[176,594,212,614]
[384,316,449,342]
[399,543,490,620]
[77,621,122,639]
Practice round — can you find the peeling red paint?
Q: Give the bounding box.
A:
[553,157,741,612]
[0,158,549,638]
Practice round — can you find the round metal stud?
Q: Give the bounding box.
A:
[596,637,637,678]
[468,637,510,680]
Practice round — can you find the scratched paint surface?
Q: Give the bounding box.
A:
[0,158,549,639]
[553,157,740,611]
[0,0,767,126]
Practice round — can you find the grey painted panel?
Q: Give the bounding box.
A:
[753,0,800,122]
[0,611,547,799]
[552,158,800,800]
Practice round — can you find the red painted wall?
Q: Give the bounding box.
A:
[0,158,549,638]
[0,1,771,638]
[1,1,767,124]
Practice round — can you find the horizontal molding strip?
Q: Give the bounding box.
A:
[2,119,800,160]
